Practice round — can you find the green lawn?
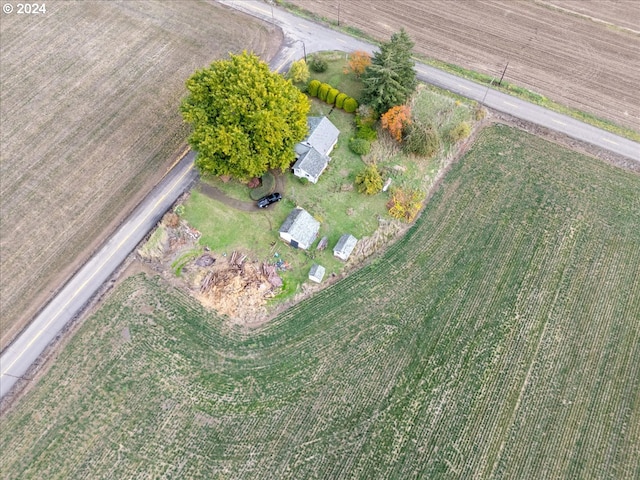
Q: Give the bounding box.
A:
[307,50,364,100]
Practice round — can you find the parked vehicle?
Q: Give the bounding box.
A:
[257,192,282,208]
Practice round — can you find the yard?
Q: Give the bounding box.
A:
[177,52,474,307]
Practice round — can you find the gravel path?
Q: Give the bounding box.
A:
[195,172,287,211]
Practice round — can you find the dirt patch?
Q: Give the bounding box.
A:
[288,0,640,131]
[136,215,284,326]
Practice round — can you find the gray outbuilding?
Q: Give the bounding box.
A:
[308,264,326,283]
[333,234,358,261]
[279,207,321,250]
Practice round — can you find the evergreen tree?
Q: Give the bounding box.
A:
[361,29,417,114]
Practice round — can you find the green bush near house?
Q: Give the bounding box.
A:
[348,137,371,156]
[318,83,331,102]
[308,79,321,97]
[335,92,348,109]
[356,124,377,141]
[343,97,358,113]
[326,88,340,105]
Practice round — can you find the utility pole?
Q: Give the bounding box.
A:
[267,0,275,26]
[296,39,307,63]
[337,2,340,26]
[498,61,509,86]
[482,77,496,105]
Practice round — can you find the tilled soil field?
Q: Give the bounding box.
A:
[288,0,640,131]
[0,1,281,350]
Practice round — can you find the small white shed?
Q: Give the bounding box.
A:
[333,234,358,261]
[308,264,326,283]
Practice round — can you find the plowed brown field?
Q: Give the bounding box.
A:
[0,1,281,350]
[288,0,640,131]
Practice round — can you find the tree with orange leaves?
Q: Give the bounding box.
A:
[381,105,411,142]
[346,50,372,78]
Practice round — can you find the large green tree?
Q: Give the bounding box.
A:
[181,52,310,179]
[361,29,417,114]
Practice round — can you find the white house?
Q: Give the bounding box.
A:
[333,234,358,261]
[293,116,340,183]
[308,264,326,283]
[279,207,320,250]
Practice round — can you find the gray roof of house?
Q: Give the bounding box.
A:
[279,208,320,246]
[292,148,328,181]
[305,116,340,156]
[334,234,358,256]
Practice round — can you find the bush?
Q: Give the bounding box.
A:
[318,83,331,102]
[309,55,328,73]
[474,105,486,120]
[343,97,359,113]
[326,88,340,105]
[298,176,309,185]
[448,121,471,143]
[355,164,383,195]
[403,122,441,158]
[308,79,321,97]
[287,59,310,84]
[335,93,348,109]
[162,212,180,228]
[249,172,276,200]
[356,124,378,141]
[247,177,260,188]
[386,188,423,222]
[355,104,378,126]
[349,137,371,156]
[381,105,411,142]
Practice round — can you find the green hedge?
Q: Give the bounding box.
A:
[308,80,321,97]
[326,88,340,105]
[306,81,358,114]
[318,83,331,102]
[335,93,348,109]
[343,97,359,113]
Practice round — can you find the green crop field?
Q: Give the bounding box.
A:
[1,125,638,479]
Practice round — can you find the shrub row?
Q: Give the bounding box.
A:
[307,80,358,113]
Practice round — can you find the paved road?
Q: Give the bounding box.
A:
[0,153,198,399]
[221,0,639,163]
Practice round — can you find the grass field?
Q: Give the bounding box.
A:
[1,125,638,478]
[0,0,280,350]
